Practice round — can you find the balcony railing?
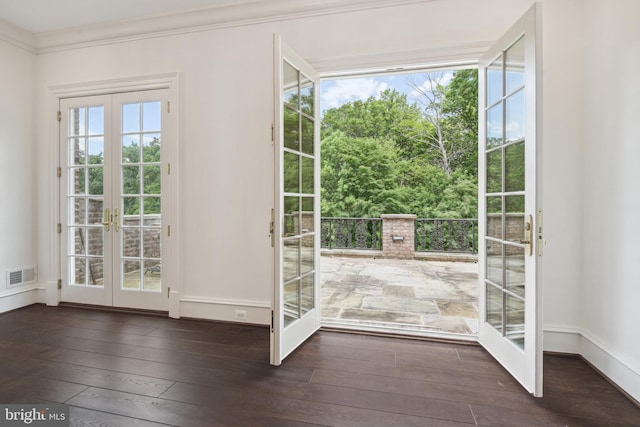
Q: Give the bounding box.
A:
[321,217,382,250]
[414,218,478,254]
[320,217,478,254]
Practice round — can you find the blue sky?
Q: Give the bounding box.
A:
[319,71,454,115]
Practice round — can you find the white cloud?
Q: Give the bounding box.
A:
[321,78,389,110]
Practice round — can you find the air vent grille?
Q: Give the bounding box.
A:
[6,267,37,288]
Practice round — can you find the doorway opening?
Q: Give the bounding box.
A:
[318,68,479,340]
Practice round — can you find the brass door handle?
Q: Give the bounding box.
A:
[103,208,111,232]
[522,214,533,256]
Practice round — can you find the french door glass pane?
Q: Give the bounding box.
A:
[300,73,314,115]
[284,196,299,237]
[88,138,104,164]
[505,36,525,94]
[283,62,299,107]
[284,108,299,151]
[486,103,503,148]
[505,90,525,143]
[486,149,502,193]
[301,274,314,314]
[505,195,525,242]
[486,283,503,330]
[505,142,525,192]
[486,239,503,286]
[301,116,314,154]
[284,279,300,327]
[487,58,503,106]
[301,156,314,194]
[87,106,104,135]
[506,293,525,348]
[486,196,502,240]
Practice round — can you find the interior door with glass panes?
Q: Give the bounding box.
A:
[60,90,169,311]
[478,4,543,396]
[271,35,321,365]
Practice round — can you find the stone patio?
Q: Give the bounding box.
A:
[320,255,479,339]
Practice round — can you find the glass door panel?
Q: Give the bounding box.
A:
[61,97,112,306]
[478,4,542,396]
[272,35,321,365]
[112,92,167,310]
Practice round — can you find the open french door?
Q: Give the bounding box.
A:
[478,4,543,396]
[271,35,321,365]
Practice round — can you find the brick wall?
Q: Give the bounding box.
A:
[381,214,416,259]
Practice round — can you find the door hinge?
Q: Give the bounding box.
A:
[57,279,62,290]
[168,287,171,298]
[271,123,274,145]
[537,209,544,257]
[269,208,275,247]
[167,225,171,237]
[167,101,171,113]
[167,163,171,175]
[271,310,274,331]
[57,223,62,234]
[57,167,61,178]
[57,111,61,122]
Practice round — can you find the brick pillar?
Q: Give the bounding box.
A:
[381,214,416,259]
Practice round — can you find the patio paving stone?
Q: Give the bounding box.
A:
[321,255,478,337]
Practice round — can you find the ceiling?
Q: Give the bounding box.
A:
[0,0,261,33]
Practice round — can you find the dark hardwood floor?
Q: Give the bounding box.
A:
[0,304,638,426]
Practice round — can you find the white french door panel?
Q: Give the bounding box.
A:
[477,4,542,396]
[60,89,171,311]
[271,35,322,365]
[111,90,169,311]
[60,95,114,307]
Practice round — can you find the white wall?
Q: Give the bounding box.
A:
[580,0,640,402]
[0,31,38,310]
[539,0,584,340]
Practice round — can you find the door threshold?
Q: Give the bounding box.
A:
[58,302,168,317]
[320,319,479,345]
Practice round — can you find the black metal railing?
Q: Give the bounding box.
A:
[414,218,478,253]
[321,217,382,250]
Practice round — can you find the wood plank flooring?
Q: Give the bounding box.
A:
[0,304,638,426]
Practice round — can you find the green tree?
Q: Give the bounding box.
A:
[442,69,478,174]
[321,89,422,142]
[320,70,479,219]
[321,132,404,217]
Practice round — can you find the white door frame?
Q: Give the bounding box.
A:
[51,74,180,316]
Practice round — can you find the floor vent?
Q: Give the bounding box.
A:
[7,267,37,288]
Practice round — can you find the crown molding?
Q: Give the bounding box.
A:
[35,0,435,53]
[0,17,36,53]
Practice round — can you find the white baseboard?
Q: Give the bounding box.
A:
[0,286,43,313]
[178,295,271,325]
[544,326,640,404]
[579,329,640,404]
[543,325,583,353]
